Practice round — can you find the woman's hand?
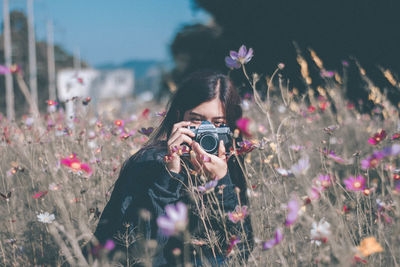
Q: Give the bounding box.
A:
[191,140,228,180]
[166,121,195,173]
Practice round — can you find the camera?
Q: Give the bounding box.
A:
[183,121,233,156]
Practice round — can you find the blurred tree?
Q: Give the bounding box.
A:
[166,0,400,111]
[0,11,87,117]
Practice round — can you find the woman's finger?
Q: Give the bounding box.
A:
[171,121,191,136]
[192,142,212,164]
[169,134,193,147]
[218,140,227,161]
[168,128,195,147]
[190,150,202,172]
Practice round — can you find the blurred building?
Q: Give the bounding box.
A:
[57,68,134,120]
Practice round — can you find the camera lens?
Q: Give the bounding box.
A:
[199,134,218,153]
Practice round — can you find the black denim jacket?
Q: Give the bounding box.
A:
[93,141,253,266]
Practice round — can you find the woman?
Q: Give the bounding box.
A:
[91,70,254,266]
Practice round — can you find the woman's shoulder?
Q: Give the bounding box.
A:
[126,140,168,166]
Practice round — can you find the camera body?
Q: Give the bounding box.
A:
[184,121,233,156]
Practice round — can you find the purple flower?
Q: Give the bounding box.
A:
[0,65,11,74]
[103,240,115,251]
[157,202,188,237]
[285,196,300,226]
[225,57,241,69]
[262,228,283,250]
[225,45,254,69]
[343,175,365,191]
[197,180,218,194]
[237,139,256,154]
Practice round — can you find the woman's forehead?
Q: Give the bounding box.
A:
[186,98,225,118]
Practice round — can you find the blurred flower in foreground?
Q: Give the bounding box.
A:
[114,119,125,128]
[157,202,188,237]
[310,218,331,246]
[291,156,310,176]
[91,239,116,257]
[236,118,252,137]
[325,150,346,164]
[228,205,248,223]
[262,228,283,250]
[356,237,383,257]
[368,130,387,145]
[285,195,300,226]
[60,157,93,176]
[0,65,10,74]
[344,175,365,191]
[37,212,55,224]
[225,45,254,69]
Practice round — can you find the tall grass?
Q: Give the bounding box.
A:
[1,52,400,266]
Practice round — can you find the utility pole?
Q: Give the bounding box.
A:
[3,0,15,121]
[27,0,38,112]
[74,47,81,71]
[47,20,56,100]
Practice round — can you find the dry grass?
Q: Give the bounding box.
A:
[1,54,400,266]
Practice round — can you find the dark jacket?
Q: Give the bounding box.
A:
[92,141,253,266]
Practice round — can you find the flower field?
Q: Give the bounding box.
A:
[1,48,400,266]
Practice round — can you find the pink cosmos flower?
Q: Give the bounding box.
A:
[285,196,300,226]
[315,174,332,189]
[226,236,240,256]
[395,182,400,194]
[326,150,346,164]
[60,157,93,175]
[262,228,283,250]
[343,175,365,191]
[308,187,321,201]
[157,202,188,237]
[90,239,115,257]
[361,154,382,170]
[228,205,248,223]
[0,65,10,74]
[392,133,400,140]
[236,118,252,137]
[368,130,387,145]
[225,45,254,69]
[114,119,125,127]
[32,191,48,199]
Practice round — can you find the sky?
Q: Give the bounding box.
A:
[1,0,211,66]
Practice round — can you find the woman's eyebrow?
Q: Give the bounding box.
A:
[189,112,225,120]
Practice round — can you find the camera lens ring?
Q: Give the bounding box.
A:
[199,134,218,154]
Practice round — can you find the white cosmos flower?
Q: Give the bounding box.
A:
[37,212,55,224]
[310,218,331,246]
